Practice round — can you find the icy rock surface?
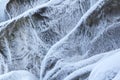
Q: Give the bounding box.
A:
[0,70,38,80]
[0,0,120,80]
[0,0,91,78]
[6,0,49,18]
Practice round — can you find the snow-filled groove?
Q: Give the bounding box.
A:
[64,64,95,80]
[42,51,109,80]
[0,0,120,80]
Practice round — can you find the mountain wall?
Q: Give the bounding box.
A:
[0,0,120,80]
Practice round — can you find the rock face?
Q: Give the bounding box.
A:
[0,0,120,80]
[0,0,91,77]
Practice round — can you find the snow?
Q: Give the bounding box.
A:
[0,0,50,25]
[0,0,9,22]
[64,64,95,80]
[0,70,38,80]
[51,0,105,42]
[0,0,120,80]
[0,54,8,74]
[43,52,107,80]
[112,71,120,80]
[89,49,120,80]
[40,0,120,79]
[90,0,98,7]
[4,37,12,64]
[0,1,50,36]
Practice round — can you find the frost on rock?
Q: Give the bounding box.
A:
[0,70,38,80]
[0,0,92,78]
[6,0,49,18]
[0,54,8,74]
[40,0,120,80]
[0,0,120,80]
